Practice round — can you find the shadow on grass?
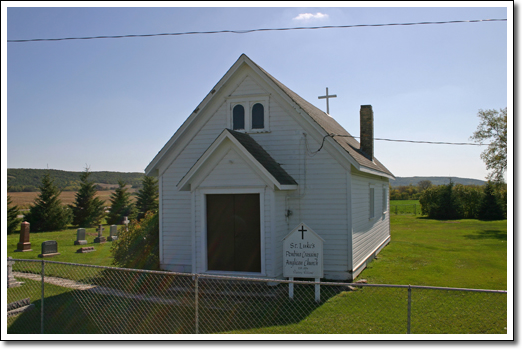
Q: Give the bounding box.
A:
[8,275,337,334]
[464,230,507,241]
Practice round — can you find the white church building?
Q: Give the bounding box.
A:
[145,54,394,281]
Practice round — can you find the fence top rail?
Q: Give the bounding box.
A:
[8,258,506,294]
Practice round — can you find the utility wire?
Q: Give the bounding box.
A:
[7,18,507,43]
[313,133,490,154]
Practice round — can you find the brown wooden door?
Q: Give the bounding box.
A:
[206,194,261,272]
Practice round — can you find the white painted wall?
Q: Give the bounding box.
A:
[158,63,389,280]
[351,170,391,271]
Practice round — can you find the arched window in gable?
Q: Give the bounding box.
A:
[251,103,264,129]
[233,104,245,130]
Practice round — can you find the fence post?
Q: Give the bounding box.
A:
[407,285,411,334]
[41,260,45,334]
[395,205,398,215]
[195,274,199,334]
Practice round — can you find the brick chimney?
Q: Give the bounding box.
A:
[360,105,374,160]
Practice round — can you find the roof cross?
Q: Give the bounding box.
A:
[318,87,337,115]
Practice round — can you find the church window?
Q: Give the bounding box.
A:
[233,104,245,130]
[251,103,264,129]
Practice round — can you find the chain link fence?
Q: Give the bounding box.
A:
[7,258,507,334]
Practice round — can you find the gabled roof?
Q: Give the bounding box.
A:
[250,60,394,178]
[177,129,298,191]
[226,129,297,186]
[146,54,394,179]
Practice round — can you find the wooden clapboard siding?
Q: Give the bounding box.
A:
[157,59,390,280]
[160,95,231,271]
[351,171,390,269]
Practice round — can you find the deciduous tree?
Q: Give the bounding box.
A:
[470,108,507,182]
[111,211,159,270]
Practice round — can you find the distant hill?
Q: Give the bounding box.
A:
[7,169,486,192]
[390,176,486,187]
[7,168,145,192]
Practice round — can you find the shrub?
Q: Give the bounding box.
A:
[111,211,159,270]
[419,182,459,220]
[453,184,483,219]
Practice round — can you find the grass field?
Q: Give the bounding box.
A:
[7,214,508,334]
[9,190,138,210]
[390,199,421,215]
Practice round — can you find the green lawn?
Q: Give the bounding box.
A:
[359,215,507,290]
[7,225,117,267]
[7,215,508,334]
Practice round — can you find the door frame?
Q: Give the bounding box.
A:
[200,186,266,276]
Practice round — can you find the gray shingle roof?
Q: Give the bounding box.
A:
[226,129,298,185]
[251,59,394,178]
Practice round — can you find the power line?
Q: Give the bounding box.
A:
[313,133,490,154]
[7,18,507,43]
[344,135,490,146]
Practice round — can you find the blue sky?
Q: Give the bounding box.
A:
[3,4,512,181]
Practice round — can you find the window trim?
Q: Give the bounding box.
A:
[369,184,376,220]
[382,185,388,215]
[226,94,270,133]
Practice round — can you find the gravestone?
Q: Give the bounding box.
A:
[15,222,32,252]
[76,246,96,253]
[38,240,60,258]
[94,225,106,243]
[107,225,118,241]
[123,216,130,232]
[74,228,88,245]
[7,257,24,288]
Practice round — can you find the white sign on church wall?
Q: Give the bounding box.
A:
[283,222,324,278]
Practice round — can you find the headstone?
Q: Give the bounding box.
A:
[38,240,60,258]
[15,222,32,252]
[123,216,130,232]
[107,225,118,241]
[76,246,96,253]
[283,222,324,302]
[94,225,106,243]
[74,228,88,245]
[7,257,24,288]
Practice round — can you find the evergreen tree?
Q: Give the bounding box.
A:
[107,180,135,225]
[478,181,505,220]
[7,183,22,234]
[24,171,72,232]
[70,167,105,227]
[135,175,159,220]
[434,181,460,220]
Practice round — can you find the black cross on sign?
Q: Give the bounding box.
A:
[298,226,307,240]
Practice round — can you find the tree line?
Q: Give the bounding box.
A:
[419,181,507,220]
[7,168,145,192]
[7,168,159,234]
